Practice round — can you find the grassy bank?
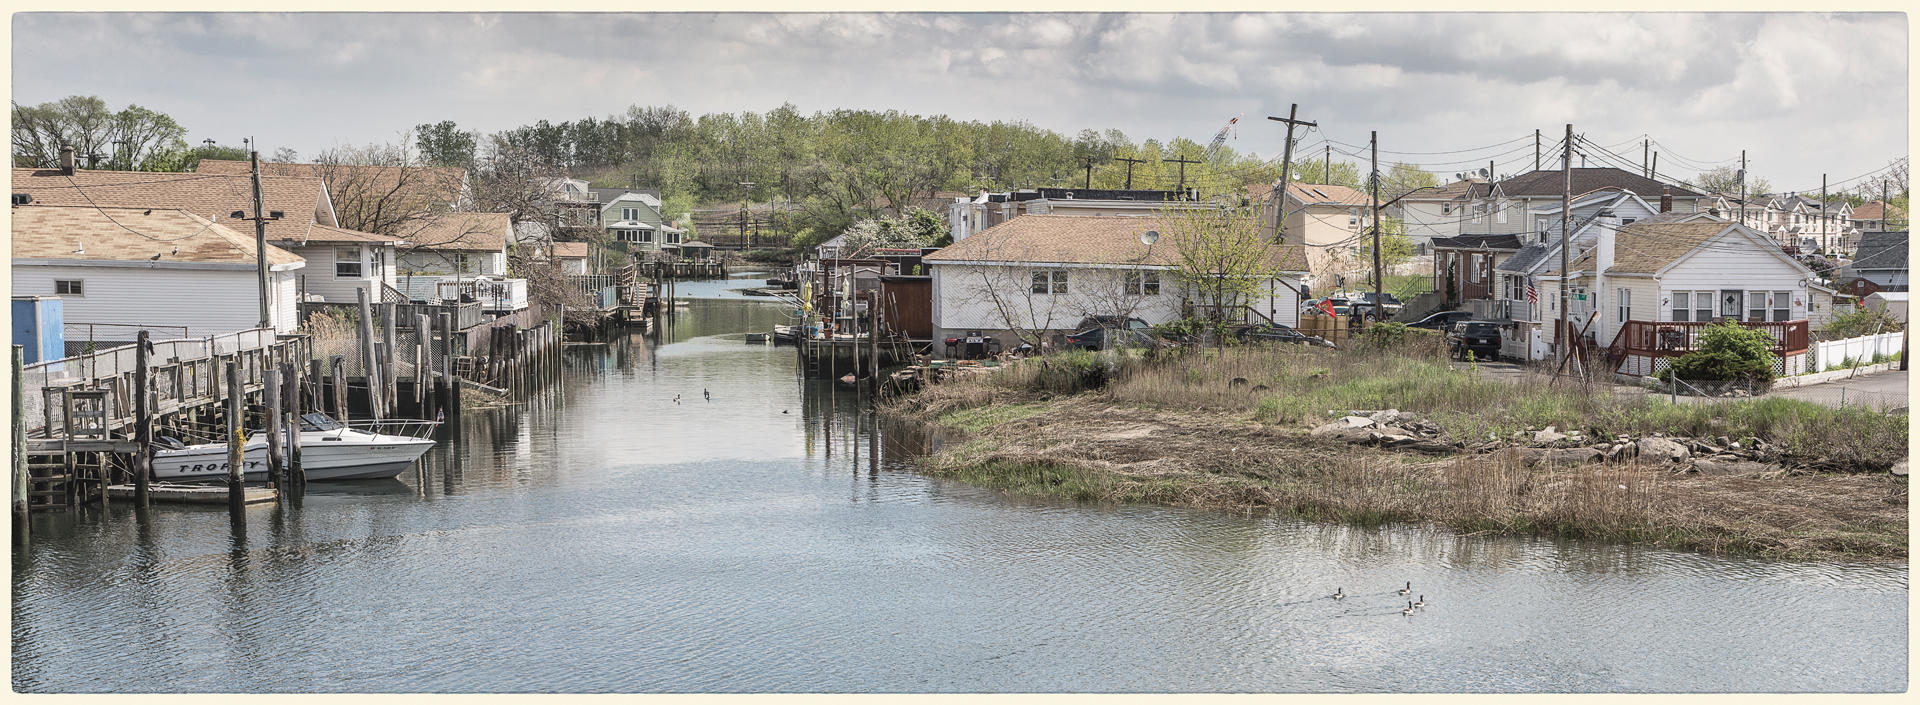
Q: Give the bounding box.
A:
[891,345,1908,560]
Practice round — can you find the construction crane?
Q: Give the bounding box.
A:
[1205,113,1244,160]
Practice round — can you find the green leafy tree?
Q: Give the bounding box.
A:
[12,95,186,170]
[416,120,478,168]
[1658,321,1776,382]
[1690,166,1772,198]
[1159,204,1282,326]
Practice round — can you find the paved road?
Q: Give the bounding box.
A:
[1769,370,1908,411]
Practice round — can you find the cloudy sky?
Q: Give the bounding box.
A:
[11,11,1909,193]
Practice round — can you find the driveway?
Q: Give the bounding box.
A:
[1767,370,1908,411]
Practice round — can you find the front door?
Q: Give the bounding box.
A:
[1719,289,1743,320]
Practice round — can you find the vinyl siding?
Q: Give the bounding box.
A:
[296,242,396,303]
[12,264,301,337]
[931,263,1301,333]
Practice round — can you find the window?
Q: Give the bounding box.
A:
[1472,204,1485,223]
[454,253,472,273]
[1616,287,1631,323]
[1621,218,1637,225]
[1467,254,1482,283]
[54,279,82,296]
[1694,291,1713,323]
[665,231,681,245]
[1031,270,1068,294]
[621,207,639,222]
[586,210,598,225]
[1442,203,1454,215]
[637,229,654,243]
[371,248,385,280]
[1748,291,1768,321]
[1125,270,1161,296]
[1772,290,1790,322]
[1496,201,1508,224]
[335,245,363,277]
[1348,208,1360,227]
[1672,291,1689,321]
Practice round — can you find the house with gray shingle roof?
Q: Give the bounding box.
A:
[1836,230,1909,294]
[923,214,1308,355]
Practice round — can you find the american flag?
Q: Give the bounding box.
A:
[1525,278,1538,304]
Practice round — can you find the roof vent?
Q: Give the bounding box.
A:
[11,193,32,206]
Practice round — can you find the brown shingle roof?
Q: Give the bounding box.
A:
[395,212,512,252]
[1544,222,1735,276]
[195,159,467,208]
[306,223,405,244]
[1852,201,1903,221]
[11,205,304,267]
[549,241,590,259]
[1473,167,1704,200]
[923,214,1308,272]
[11,167,325,243]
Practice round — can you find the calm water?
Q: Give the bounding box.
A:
[11,276,1909,693]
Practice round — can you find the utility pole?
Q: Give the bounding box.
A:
[1115,155,1147,190]
[1370,131,1384,323]
[249,145,270,330]
[1738,150,1748,227]
[1557,123,1572,376]
[1643,140,1649,178]
[1535,129,1542,172]
[1265,104,1318,243]
[738,180,755,249]
[1324,144,1331,182]
[1821,173,1829,253]
[1082,157,1095,189]
[1167,156,1202,194]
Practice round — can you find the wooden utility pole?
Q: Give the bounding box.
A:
[1642,140,1649,178]
[1370,131,1384,322]
[1738,150,1748,226]
[250,147,271,330]
[133,330,152,506]
[1266,104,1318,243]
[1115,155,1147,190]
[1082,157,1095,188]
[1821,173,1829,253]
[1166,156,1202,194]
[738,181,755,249]
[1557,123,1573,376]
[225,360,246,519]
[1535,129,1542,172]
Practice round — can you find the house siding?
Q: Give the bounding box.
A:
[930,262,1299,351]
[12,264,301,337]
[296,242,396,303]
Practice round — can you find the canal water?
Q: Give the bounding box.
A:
[11,276,1908,693]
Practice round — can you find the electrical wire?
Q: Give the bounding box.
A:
[53,173,250,244]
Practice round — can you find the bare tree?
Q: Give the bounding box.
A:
[1160,204,1284,324]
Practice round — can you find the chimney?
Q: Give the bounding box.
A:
[1660,186,1672,213]
[59,145,76,175]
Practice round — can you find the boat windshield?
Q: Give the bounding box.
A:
[299,413,344,432]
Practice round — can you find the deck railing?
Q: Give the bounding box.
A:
[1608,319,1810,370]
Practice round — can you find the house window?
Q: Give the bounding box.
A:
[454,253,472,273]
[1621,218,1636,225]
[1496,201,1508,224]
[1772,291,1791,322]
[1031,270,1067,294]
[1467,254,1482,284]
[637,229,654,243]
[371,248,385,280]
[1472,204,1485,223]
[665,231,681,245]
[1617,287,1631,323]
[1748,291,1768,321]
[335,246,363,278]
[587,210,598,225]
[54,279,83,296]
[622,207,639,222]
[1125,271,1160,296]
[1672,291,1689,321]
[1442,203,1454,215]
[1348,208,1360,227]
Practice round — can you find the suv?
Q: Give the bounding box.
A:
[1445,321,1503,360]
[1233,323,1336,348]
[1410,310,1473,330]
[1064,325,1164,351]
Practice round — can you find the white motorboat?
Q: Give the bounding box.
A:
[151,413,438,482]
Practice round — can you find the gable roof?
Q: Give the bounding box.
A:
[1399,178,1483,202]
[1851,201,1903,221]
[1495,243,1554,274]
[195,159,466,208]
[1430,233,1523,251]
[1547,222,1805,278]
[12,205,304,267]
[1850,231,1908,271]
[305,223,406,245]
[923,214,1308,272]
[11,167,327,243]
[1473,167,1704,200]
[1283,182,1375,208]
[395,212,513,252]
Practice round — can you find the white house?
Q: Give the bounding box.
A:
[1536,219,1815,376]
[1395,178,1482,252]
[394,212,528,311]
[11,205,305,340]
[292,224,403,304]
[598,190,685,251]
[922,214,1308,355]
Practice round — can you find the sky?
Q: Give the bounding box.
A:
[10,11,1910,195]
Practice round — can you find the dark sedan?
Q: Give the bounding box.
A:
[1063,326,1165,351]
[1234,323,1336,348]
[1410,310,1473,330]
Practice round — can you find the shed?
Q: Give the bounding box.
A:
[1865,291,1908,323]
[11,295,65,364]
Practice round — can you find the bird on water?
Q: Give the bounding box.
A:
[1402,601,1416,616]
[1414,595,1426,609]
[1398,581,1411,596]
[673,394,681,404]
[1330,588,1345,601]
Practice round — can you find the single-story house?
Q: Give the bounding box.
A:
[292,224,405,304]
[1536,219,1815,377]
[1836,230,1908,294]
[394,212,526,312]
[547,240,593,275]
[922,214,1308,355]
[11,205,306,340]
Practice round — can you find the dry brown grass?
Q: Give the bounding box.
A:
[908,394,1907,561]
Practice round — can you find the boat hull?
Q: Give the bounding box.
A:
[152,435,435,483]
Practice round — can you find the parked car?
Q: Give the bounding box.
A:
[1063,325,1166,351]
[1073,316,1152,333]
[1348,292,1404,318]
[1410,310,1473,331]
[1445,321,1503,360]
[1303,296,1353,317]
[1233,323,1336,348]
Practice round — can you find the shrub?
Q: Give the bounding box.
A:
[1657,321,1776,382]
[1823,306,1904,339]
[1356,321,1443,356]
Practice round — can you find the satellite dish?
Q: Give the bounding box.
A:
[1477,168,1490,178]
[1141,230,1160,245]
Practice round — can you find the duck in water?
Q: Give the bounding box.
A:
[1330,588,1345,601]
[1398,581,1411,596]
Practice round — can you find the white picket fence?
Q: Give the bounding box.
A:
[1809,331,1903,370]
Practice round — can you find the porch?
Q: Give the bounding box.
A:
[1607,319,1811,377]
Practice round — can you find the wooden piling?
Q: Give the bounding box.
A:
[415,313,430,417]
[12,346,28,542]
[868,291,880,395]
[382,302,399,415]
[263,369,285,489]
[356,288,382,420]
[308,358,323,417]
[133,330,153,507]
[225,360,246,520]
[284,362,305,486]
[436,312,457,412]
[330,355,349,425]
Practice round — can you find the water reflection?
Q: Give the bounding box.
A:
[9,290,1908,694]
